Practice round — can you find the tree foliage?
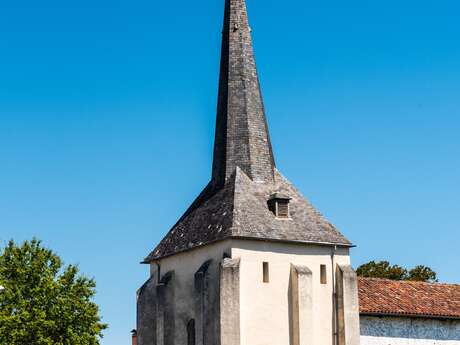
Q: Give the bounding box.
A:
[0,239,107,345]
[356,260,438,282]
[407,265,438,282]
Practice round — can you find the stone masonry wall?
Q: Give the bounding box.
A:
[361,316,460,345]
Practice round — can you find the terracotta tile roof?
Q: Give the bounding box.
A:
[358,278,460,319]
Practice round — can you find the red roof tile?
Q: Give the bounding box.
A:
[358,278,460,319]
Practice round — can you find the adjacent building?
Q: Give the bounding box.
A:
[359,278,460,345]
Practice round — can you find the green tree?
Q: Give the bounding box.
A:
[408,265,438,282]
[356,261,408,280]
[356,260,437,282]
[0,239,107,345]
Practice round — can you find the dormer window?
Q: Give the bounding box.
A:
[268,193,291,218]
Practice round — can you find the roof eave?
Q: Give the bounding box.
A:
[360,312,460,321]
[142,236,354,263]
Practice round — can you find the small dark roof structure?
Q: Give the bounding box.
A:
[358,278,460,319]
[144,0,352,262]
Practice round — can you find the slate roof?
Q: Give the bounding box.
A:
[358,278,460,319]
[144,0,352,262]
[145,168,351,261]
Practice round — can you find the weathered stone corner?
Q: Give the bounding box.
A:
[336,264,360,345]
[290,264,313,345]
[220,258,240,345]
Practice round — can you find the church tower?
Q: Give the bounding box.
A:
[137,1,360,345]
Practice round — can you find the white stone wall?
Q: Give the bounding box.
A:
[232,240,351,345]
[360,316,460,345]
[150,238,357,345]
[154,239,232,345]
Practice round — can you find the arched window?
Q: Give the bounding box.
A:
[187,319,195,345]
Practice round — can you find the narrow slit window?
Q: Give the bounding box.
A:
[187,319,195,345]
[320,264,327,284]
[263,262,269,283]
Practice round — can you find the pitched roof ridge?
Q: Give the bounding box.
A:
[231,166,256,236]
[225,167,240,235]
[157,169,241,241]
[155,182,216,243]
[275,169,324,217]
[144,179,236,262]
[274,169,348,239]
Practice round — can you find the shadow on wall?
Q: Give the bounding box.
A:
[360,316,460,341]
[288,271,293,345]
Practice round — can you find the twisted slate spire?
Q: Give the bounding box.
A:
[212,0,275,188]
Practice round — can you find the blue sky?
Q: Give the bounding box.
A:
[1,0,459,344]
